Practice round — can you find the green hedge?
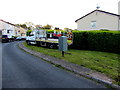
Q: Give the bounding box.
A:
[46,30,67,35]
[46,30,54,33]
[72,30,120,53]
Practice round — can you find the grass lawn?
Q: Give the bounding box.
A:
[23,42,120,85]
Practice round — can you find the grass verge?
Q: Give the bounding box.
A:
[23,42,120,85]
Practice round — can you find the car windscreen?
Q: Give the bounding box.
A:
[2,35,7,38]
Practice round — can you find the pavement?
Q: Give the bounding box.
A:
[19,41,120,89]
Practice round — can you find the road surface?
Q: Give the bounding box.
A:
[2,41,106,88]
[0,42,2,89]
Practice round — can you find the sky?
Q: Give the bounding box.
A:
[0,0,120,29]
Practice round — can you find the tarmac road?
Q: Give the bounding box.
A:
[0,42,2,89]
[2,41,106,88]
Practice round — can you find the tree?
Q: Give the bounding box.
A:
[16,24,27,29]
[64,28,72,32]
[35,25,42,29]
[16,23,33,30]
[26,30,33,36]
[24,22,35,30]
[43,24,52,29]
[54,27,59,30]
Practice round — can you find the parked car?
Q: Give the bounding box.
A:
[21,36,27,40]
[1,35,14,42]
[13,36,17,41]
[16,36,22,41]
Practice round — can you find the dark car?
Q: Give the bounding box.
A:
[1,35,14,43]
[2,35,9,42]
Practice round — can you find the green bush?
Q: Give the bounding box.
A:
[72,31,88,49]
[72,30,120,53]
[26,30,33,36]
[47,30,54,33]
[46,30,67,35]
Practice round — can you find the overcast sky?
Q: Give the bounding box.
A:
[0,0,119,29]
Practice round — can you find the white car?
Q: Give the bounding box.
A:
[21,36,27,40]
[16,37,22,41]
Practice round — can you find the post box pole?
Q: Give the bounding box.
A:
[62,51,64,57]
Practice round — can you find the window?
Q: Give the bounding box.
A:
[7,30,9,33]
[91,21,96,28]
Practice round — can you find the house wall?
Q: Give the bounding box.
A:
[0,21,7,35]
[0,21,5,31]
[0,21,3,35]
[0,20,16,36]
[14,26,20,36]
[20,27,26,36]
[76,11,119,31]
[14,26,26,37]
[0,20,26,36]
[3,23,15,36]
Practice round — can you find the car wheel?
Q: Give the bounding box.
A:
[49,44,54,49]
[27,41,31,45]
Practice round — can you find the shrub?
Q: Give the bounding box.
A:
[47,30,54,33]
[72,31,88,49]
[72,30,120,53]
[47,30,67,34]
[26,30,33,36]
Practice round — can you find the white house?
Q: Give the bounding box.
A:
[14,26,27,37]
[0,19,15,37]
[75,10,120,31]
[0,19,26,37]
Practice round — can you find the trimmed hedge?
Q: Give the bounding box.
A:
[72,30,120,53]
[46,30,67,38]
[47,30,67,35]
[46,30,54,33]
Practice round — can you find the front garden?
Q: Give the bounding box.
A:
[24,30,120,85]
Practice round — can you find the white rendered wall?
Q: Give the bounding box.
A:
[77,11,119,31]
